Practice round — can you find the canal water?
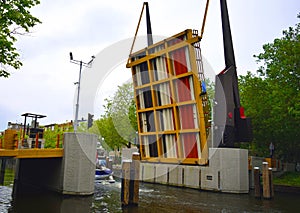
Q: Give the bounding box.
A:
[1,180,299,213]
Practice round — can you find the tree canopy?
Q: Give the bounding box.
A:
[95,82,137,150]
[0,0,41,77]
[239,14,300,162]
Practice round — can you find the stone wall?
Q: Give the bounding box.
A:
[140,148,249,193]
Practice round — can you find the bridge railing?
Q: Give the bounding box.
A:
[21,133,64,149]
[56,134,64,148]
[0,129,64,150]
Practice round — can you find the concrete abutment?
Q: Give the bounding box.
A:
[13,133,97,196]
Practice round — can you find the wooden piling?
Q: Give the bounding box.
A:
[0,158,7,185]
[121,152,140,207]
[121,160,131,206]
[262,162,273,199]
[106,157,112,170]
[130,153,140,205]
[106,157,109,169]
[254,167,261,198]
[269,168,274,198]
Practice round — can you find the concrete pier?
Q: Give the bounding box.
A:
[62,133,97,195]
[140,148,249,193]
[13,133,97,196]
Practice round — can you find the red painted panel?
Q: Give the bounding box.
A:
[172,47,188,75]
[239,106,246,119]
[177,76,191,102]
[183,133,198,158]
[179,105,195,129]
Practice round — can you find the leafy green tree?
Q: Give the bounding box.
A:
[96,79,214,151]
[239,72,272,156]
[0,0,41,77]
[205,78,215,101]
[239,14,300,162]
[255,14,300,92]
[43,124,73,148]
[96,82,137,150]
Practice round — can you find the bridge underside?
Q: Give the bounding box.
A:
[0,148,64,194]
[13,157,64,195]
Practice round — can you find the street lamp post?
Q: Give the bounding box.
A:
[69,52,95,132]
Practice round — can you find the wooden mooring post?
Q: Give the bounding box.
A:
[262,162,274,199]
[106,157,112,170]
[268,167,274,198]
[254,167,261,198]
[121,152,140,207]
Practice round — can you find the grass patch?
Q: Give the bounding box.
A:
[273,172,300,187]
[3,168,15,186]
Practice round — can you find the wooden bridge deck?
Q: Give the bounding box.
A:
[0,148,63,158]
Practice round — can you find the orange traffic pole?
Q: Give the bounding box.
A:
[56,134,60,148]
[35,133,39,148]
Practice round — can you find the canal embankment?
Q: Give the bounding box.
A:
[112,164,300,194]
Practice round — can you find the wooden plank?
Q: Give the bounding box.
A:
[127,36,200,68]
[17,148,63,158]
[0,149,18,157]
[129,29,194,57]
[0,148,63,158]
[181,158,208,165]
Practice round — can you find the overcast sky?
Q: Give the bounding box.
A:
[0,0,299,131]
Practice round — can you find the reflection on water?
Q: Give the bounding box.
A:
[93,181,122,212]
[7,189,93,213]
[0,186,12,212]
[1,181,299,213]
[93,182,299,213]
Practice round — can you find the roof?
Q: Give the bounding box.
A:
[21,113,47,119]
